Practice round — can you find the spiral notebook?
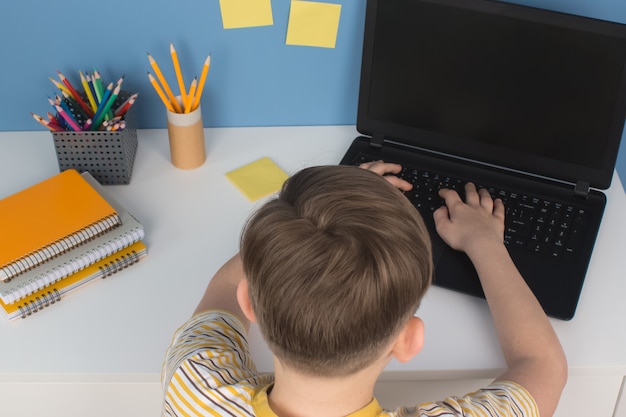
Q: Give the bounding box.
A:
[0,172,145,305]
[0,169,121,282]
[0,241,148,321]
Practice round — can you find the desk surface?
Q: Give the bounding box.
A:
[1,126,625,377]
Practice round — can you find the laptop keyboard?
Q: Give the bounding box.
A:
[353,155,589,261]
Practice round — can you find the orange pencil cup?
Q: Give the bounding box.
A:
[166,101,206,170]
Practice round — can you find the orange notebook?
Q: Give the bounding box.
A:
[0,241,147,321]
[0,169,121,282]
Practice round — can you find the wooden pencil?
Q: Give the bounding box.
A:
[148,53,182,113]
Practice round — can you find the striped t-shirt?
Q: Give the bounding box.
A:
[161,310,538,417]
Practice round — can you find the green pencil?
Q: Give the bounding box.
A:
[91,84,120,130]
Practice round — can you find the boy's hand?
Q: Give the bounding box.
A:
[433,183,505,258]
[359,160,413,191]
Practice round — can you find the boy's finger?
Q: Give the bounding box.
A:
[438,188,463,207]
[358,160,381,170]
[464,183,480,205]
[493,198,506,219]
[478,188,494,210]
[433,204,450,226]
[383,175,413,191]
[359,160,402,175]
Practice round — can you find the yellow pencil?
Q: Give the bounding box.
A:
[185,77,198,113]
[148,72,174,112]
[170,42,187,109]
[192,54,211,111]
[49,77,71,96]
[80,71,98,113]
[147,52,182,113]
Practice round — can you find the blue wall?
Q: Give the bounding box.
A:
[1,0,625,184]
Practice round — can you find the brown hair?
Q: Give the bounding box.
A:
[240,165,432,376]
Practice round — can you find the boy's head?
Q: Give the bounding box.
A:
[240,165,432,377]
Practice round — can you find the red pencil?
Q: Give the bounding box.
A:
[114,93,138,117]
[57,70,94,116]
[46,113,64,131]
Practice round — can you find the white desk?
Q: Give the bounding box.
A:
[0,127,625,416]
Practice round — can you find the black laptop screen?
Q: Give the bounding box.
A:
[359,0,626,188]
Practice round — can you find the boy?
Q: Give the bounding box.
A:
[162,161,567,417]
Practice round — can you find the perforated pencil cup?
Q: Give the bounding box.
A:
[52,91,138,185]
[166,100,206,170]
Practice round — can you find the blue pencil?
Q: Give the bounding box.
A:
[90,82,113,130]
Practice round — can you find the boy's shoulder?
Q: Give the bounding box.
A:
[162,310,274,416]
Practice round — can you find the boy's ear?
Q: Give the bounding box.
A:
[236,280,257,323]
[390,317,425,363]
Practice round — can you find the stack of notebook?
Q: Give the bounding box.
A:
[0,169,147,321]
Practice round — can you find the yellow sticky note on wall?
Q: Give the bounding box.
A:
[219,0,274,29]
[286,1,342,48]
[225,157,289,201]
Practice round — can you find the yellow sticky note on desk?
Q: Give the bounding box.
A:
[219,0,274,29]
[286,1,342,48]
[226,157,289,201]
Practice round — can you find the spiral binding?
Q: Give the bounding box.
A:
[18,289,61,319]
[99,250,140,278]
[1,214,121,281]
[14,249,141,320]
[4,227,144,305]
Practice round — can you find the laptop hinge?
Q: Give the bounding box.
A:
[370,132,384,149]
[574,181,590,199]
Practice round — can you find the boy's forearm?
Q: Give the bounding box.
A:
[468,242,567,416]
[193,254,250,330]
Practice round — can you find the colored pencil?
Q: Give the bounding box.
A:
[85,73,99,105]
[148,53,182,113]
[170,42,187,108]
[44,112,64,131]
[192,54,211,111]
[47,96,59,107]
[93,70,105,104]
[114,93,138,117]
[98,82,114,110]
[91,83,119,130]
[148,72,174,112]
[185,77,197,113]
[49,77,71,96]
[104,76,125,119]
[46,112,60,125]
[54,105,82,131]
[80,71,98,113]
[58,93,75,116]
[31,113,61,131]
[57,70,93,116]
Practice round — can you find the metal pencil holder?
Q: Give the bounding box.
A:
[52,91,138,185]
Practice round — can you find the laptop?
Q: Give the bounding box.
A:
[340,0,626,320]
